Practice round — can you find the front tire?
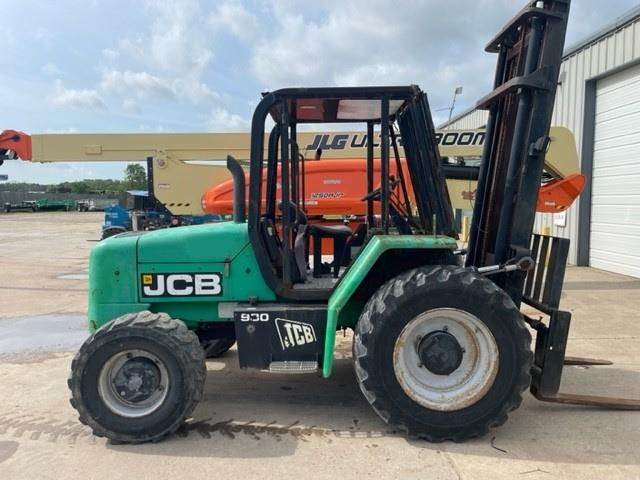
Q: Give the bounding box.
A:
[68,311,206,443]
[353,266,532,442]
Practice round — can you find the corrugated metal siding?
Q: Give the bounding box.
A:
[442,109,488,130]
[548,15,640,264]
[443,14,640,264]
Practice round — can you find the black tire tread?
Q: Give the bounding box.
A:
[68,311,206,443]
[353,265,532,442]
[201,337,236,358]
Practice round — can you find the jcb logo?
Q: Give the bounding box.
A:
[141,273,222,297]
[275,318,317,350]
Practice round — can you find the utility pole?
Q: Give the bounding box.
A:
[448,86,463,122]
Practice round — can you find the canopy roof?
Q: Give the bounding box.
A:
[265,86,422,124]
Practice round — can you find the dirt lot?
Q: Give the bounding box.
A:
[0,212,639,480]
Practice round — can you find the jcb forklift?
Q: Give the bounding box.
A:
[68,0,638,444]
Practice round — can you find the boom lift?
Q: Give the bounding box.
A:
[63,0,637,445]
[201,125,584,218]
[1,126,583,218]
[0,130,239,216]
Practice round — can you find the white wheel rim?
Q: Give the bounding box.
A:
[393,308,499,412]
[98,349,170,418]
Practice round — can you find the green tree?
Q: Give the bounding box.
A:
[70,181,91,194]
[124,164,147,191]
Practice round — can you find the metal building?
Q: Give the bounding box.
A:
[440,6,640,277]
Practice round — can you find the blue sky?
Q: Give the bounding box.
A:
[2,0,639,183]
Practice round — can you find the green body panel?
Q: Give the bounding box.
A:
[137,221,249,264]
[88,234,145,330]
[87,222,275,332]
[322,235,458,377]
[89,221,456,377]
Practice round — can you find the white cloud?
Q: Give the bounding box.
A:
[249,0,518,118]
[122,98,140,114]
[99,69,220,106]
[100,70,175,100]
[171,76,220,104]
[41,62,61,76]
[102,48,120,61]
[206,107,250,131]
[100,0,219,109]
[50,80,107,111]
[247,0,640,122]
[118,0,213,74]
[209,0,258,42]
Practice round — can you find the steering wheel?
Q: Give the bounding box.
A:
[360,177,401,202]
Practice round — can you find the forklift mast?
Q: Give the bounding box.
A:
[466,0,571,305]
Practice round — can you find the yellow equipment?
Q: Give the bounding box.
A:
[0,126,579,215]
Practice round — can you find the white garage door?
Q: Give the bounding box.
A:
[590,63,640,278]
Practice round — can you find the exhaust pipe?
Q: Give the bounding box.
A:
[226,155,246,223]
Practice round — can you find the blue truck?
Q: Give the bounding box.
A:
[101,190,220,239]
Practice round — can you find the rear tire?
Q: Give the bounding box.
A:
[68,311,206,443]
[353,265,532,442]
[200,337,235,358]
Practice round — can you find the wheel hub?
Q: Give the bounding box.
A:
[112,357,162,403]
[393,308,499,411]
[98,349,170,418]
[418,330,464,375]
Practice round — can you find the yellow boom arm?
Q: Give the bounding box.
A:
[0,127,578,215]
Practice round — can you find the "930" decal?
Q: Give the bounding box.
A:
[141,273,222,297]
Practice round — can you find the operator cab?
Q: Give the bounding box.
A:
[246,86,456,300]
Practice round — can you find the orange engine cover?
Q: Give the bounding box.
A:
[201,158,409,217]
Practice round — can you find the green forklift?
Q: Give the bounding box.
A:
[67,0,639,444]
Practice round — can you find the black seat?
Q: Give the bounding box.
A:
[278,202,310,283]
[307,223,352,278]
[279,202,353,280]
